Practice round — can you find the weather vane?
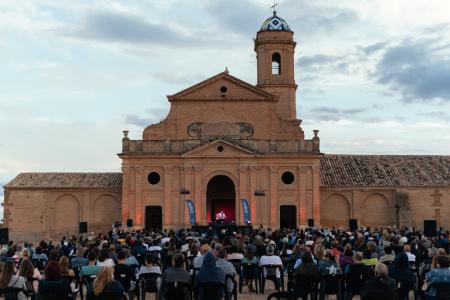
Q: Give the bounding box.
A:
[271,0,278,14]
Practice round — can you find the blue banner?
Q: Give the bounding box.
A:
[241,199,251,224]
[185,200,196,225]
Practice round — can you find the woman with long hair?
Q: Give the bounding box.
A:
[18,259,40,292]
[87,266,124,300]
[0,260,28,300]
[59,255,75,276]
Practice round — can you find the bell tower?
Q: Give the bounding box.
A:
[255,10,297,120]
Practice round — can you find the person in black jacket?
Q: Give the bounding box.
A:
[388,252,416,299]
[344,252,372,300]
[360,263,396,300]
[114,250,136,299]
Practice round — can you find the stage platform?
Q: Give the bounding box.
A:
[191,223,252,234]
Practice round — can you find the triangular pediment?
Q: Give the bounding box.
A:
[168,72,277,102]
[181,139,259,157]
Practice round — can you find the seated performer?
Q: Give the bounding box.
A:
[216,210,226,224]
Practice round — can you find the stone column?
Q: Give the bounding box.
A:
[193,166,203,225]
[312,166,321,225]
[134,166,144,227]
[249,166,258,225]
[239,165,249,225]
[298,166,307,226]
[163,166,173,227]
[269,166,278,228]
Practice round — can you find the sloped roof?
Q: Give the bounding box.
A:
[4,173,122,190]
[167,71,277,102]
[4,155,450,190]
[321,154,450,188]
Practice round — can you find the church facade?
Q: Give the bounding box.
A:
[3,12,450,241]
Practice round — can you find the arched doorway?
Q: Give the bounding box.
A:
[206,175,236,223]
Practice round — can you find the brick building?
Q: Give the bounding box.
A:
[3,12,450,241]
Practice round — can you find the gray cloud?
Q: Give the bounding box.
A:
[206,0,266,37]
[124,107,168,128]
[60,9,201,47]
[417,111,450,121]
[374,34,450,102]
[206,0,359,38]
[309,106,368,121]
[363,42,388,55]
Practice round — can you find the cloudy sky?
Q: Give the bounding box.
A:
[1,0,450,216]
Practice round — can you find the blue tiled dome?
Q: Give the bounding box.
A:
[260,11,291,31]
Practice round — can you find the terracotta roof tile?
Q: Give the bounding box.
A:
[321,155,450,188]
[4,173,122,189]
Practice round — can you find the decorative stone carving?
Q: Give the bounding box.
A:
[187,122,203,138]
[163,166,174,173]
[249,166,259,172]
[269,166,279,173]
[134,166,144,174]
[121,166,130,173]
[239,165,249,172]
[238,122,254,138]
[187,122,254,139]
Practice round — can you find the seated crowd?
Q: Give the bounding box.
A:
[0,224,448,300]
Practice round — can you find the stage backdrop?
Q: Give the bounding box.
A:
[211,199,235,222]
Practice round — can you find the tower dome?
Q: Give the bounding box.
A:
[260,11,291,31]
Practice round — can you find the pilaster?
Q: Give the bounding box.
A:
[193,166,202,225]
[134,166,144,227]
[249,166,258,225]
[163,166,173,227]
[182,166,193,226]
[269,166,278,228]
[298,166,307,226]
[312,165,321,225]
[239,165,249,224]
[121,165,130,225]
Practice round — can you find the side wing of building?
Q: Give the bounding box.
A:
[320,155,450,229]
[3,173,122,241]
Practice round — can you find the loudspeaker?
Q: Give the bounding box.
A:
[424,220,437,237]
[308,219,314,227]
[0,228,9,245]
[127,219,133,227]
[349,219,358,232]
[79,222,88,234]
